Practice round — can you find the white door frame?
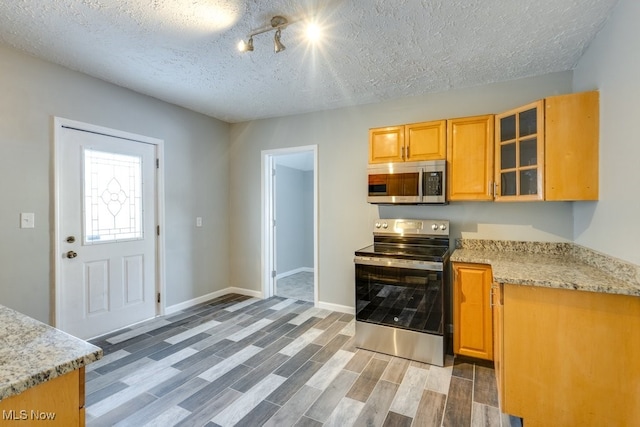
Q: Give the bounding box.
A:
[52,116,167,329]
[261,145,318,304]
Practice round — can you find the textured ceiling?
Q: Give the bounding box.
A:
[0,0,618,123]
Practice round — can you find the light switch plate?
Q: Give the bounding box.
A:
[20,212,35,229]
[196,217,203,227]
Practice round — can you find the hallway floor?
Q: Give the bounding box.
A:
[276,272,314,303]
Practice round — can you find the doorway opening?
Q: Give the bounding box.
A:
[262,146,318,304]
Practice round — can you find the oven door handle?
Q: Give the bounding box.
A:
[354,256,443,272]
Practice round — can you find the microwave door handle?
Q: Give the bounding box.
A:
[418,169,423,198]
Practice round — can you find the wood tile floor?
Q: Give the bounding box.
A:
[87,294,512,427]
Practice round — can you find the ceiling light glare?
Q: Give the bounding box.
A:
[306,22,322,42]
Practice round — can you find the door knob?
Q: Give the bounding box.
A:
[66,251,78,259]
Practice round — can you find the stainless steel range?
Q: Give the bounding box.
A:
[354,218,450,366]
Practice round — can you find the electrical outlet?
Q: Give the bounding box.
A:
[196,217,202,227]
[20,213,35,229]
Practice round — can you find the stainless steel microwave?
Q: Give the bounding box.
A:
[367,160,447,204]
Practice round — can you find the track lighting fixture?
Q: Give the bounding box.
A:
[274,29,285,53]
[245,36,254,52]
[238,15,289,54]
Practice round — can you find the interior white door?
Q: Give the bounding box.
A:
[59,126,157,339]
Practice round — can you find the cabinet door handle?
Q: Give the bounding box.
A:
[406,145,410,159]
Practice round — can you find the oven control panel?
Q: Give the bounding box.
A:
[374,219,449,236]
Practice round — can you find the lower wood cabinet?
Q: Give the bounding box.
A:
[492,283,504,401]
[452,262,493,360]
[452,261,638,425]
[500,284,640,426]
[0,368,85,426]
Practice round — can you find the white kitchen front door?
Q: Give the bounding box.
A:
[57,124,158,339]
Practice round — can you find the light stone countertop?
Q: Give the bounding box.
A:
[451,240,640,297]
[0,305,102,401]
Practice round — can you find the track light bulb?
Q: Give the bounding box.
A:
[238,37,254,52]
[274,29,285,53]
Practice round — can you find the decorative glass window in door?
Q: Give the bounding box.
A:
[83,149,143,244]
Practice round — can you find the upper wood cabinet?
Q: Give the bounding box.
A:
[494,91,599,201]
[368,91,598,201]
[369,126,404,163]
[544,91,599,200]
[405,120,446,161]
[369,120,446,163]
[447,115,494,201]
[453,262,494,361]
[495,100,545,201]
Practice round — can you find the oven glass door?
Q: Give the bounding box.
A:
[355,262,443,335]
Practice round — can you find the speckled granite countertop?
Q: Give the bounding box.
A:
[451,240,640,297]
[0,305,102,401]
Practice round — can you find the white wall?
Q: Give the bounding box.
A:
[572,0,640,265]
[0,44,230,323]
[229,72,575,309]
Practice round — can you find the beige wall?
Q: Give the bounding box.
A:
[0,44,230,323]
[572,0,640,265]
[229,72,575,310]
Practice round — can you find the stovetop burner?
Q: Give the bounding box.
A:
[354,243,448,262]
[355,219,450,263]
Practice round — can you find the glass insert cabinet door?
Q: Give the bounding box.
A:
[495,100,545,200]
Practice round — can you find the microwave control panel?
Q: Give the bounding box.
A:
[424,171,443,196]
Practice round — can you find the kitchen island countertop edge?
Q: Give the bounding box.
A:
[0,304,102,401]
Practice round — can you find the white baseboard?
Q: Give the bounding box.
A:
[276,267,314,280]
[316,301,355,315]
[163,286,355,317]
[164,287,264,315]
